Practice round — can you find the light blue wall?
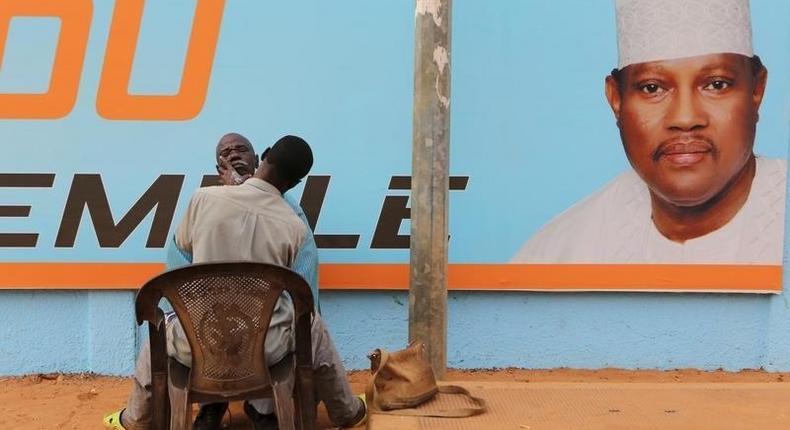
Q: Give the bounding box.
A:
[3,283,790,375]
[0,291,137,375]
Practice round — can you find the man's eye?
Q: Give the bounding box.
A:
[638,83,664,95]
[704,80,731,91]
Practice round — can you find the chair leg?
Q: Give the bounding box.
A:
[292,365,316,430]
[149,318,170,430]
[168,376,191,430]
[273,379,296,430]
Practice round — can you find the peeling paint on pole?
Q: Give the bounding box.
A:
[415,0,443,27]
[433,46,450,108]
[410,0,451,379]
[433,46,449,73]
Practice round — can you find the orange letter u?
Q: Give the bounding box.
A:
[97,0,226,121]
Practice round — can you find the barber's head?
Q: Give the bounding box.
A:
[604,0,767,207]
[257,135,314,193]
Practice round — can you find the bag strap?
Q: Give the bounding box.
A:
[366,347,487,418]
[369,384,487,418]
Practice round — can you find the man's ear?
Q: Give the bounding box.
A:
[254,154,260,169]
[752,66,768,116]
[605,75,622,122]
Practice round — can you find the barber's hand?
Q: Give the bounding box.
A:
[217,156,251,186]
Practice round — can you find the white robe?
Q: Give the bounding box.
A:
[512,157,787,264]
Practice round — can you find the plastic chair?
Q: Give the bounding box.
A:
[135,262,316,430]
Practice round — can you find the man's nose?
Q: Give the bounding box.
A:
[665,87,708,132]
[227,150,242,160]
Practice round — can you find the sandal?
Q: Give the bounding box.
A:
[102,409,128,430]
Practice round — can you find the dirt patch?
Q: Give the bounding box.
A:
[0,368,786,429]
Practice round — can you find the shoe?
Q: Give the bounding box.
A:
[102,409,127,429]
[192,402,228,430]
[342,394,367,428]
[243,401,279,430]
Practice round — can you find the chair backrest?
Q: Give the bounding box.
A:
[136,262,314,398]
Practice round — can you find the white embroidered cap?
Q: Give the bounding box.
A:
[615,0,753,69]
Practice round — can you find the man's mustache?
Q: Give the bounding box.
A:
[231,160,251,172]
[652,135,715,162]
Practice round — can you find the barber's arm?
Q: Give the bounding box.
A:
[285,194,321,313]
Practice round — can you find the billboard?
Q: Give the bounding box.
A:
[1,1,787,292]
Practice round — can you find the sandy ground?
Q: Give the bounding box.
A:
[1,368,788,430]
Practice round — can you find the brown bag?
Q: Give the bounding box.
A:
[366,342,487,418]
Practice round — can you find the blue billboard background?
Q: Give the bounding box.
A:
[0,0,787,265]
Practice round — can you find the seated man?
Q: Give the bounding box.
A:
[103,135,365,430]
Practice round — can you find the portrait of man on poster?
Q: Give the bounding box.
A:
[512,0,786,264]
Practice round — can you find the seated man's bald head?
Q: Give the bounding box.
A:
[216,132,253,155]
[216,132,258,178]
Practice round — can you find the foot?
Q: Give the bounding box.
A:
[192,402,228,430]
[341,394,367,428]
[243,401,279,430]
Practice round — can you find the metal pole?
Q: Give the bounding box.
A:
[409,0,451,379]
